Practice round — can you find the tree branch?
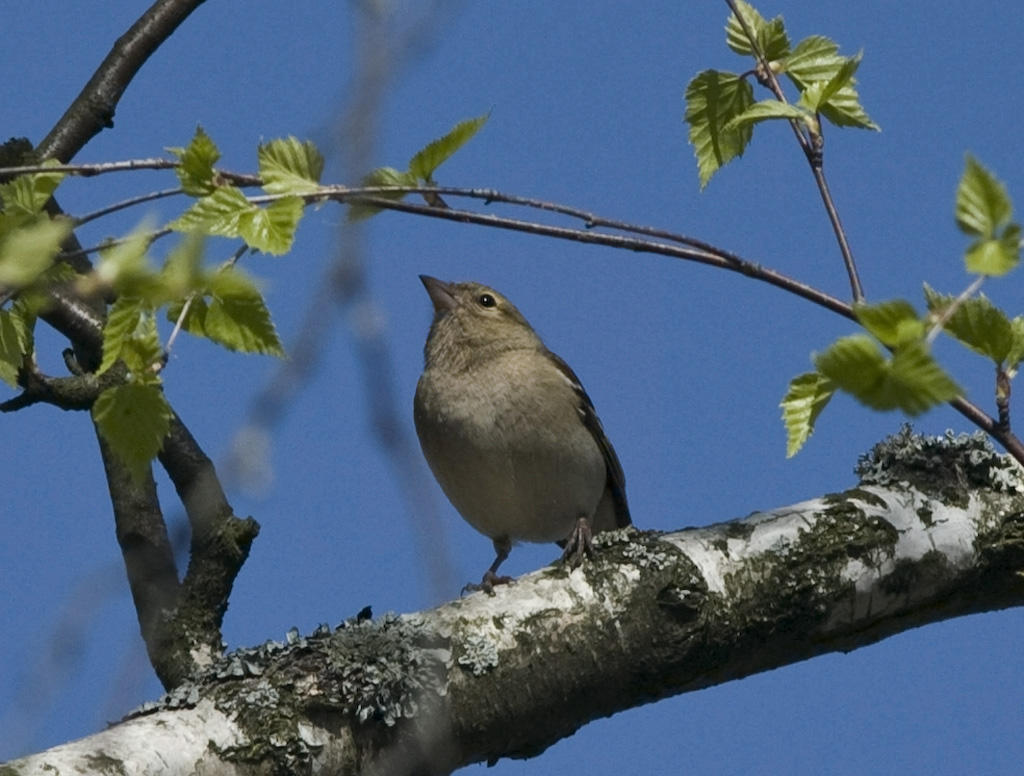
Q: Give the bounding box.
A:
[158,414,260,679]
[722,0,864,303]
[36,0,210,163]
[94,431,183,689]
[9,432,1024,774]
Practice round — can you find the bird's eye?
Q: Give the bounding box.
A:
[478,293,496,308]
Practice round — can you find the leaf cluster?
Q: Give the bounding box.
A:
[685,0,878,187]
[349,113,488,220]
[1,116,490,481]
[782,157,1023,456]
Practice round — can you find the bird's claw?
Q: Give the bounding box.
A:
[462,570,514,596]
[560,516,595,568]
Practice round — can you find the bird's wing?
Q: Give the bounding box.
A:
[548,350,631,527]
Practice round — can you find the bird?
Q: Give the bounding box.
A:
[412,275,630,593]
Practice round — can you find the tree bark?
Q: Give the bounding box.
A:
[8,434,1024,776]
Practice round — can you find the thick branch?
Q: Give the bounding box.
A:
[36,0,210,163]
[94,431,184,689]
[158,414,260,673]
[10,435,1024,775]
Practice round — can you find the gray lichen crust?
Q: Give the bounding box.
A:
[856,425,1024,502]
[128,614,452,776]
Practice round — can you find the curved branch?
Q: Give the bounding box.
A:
[36,0,210,163]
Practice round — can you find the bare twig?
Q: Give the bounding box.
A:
[925,274,985,345]
[74,187,183,226]
[0,158,179,177]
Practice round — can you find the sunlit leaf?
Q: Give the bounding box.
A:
[168,126,220,196]
[853,299,923,347]
[204,269,284,357]
[0,216,72,289]
[923,284,1015,363]
[725,99,812,132]
[239,196,304,255]
[408,113,489,182]
[684,70,755,188]
[348,166,419,221]
[170,186,255,238]
[0,160,66,216]
[814,335,961,415]
[725,0,790,60]
[99,296,144,375]
[92,383,172,483]
[956,155,1012,238]
[258,137,324,195]
[780,371,835,457]
[0,303,33,387]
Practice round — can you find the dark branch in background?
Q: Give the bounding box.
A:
[94,432,183,688]
[234,0,461,603]
[723,0,864,303]
[158,416,260,683]
[36,0,210,163]
[10,0,256,691]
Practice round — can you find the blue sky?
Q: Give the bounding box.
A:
[2,1,1024,773]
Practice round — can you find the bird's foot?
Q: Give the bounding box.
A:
[462,570,514,597]
[561,516,595,568]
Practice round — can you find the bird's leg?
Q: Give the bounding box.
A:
[561,515,595,568]
[463,537,514,596]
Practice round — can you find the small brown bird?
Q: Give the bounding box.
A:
[413,276,630,592]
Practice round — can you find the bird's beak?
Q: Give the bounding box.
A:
[419,275,458,313]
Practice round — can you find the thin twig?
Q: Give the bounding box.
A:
[925,275,985,345]
[722,0,864,303]
[74,187,183,226]
[0,158,178,177]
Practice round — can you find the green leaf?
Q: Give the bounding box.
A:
[204,269,284,356]
[798,52,858,111]
[238,196,304,255]
[0,304,33,387]
[119,309,164,382]
[258,137,324,195]
[853,299,923,347]
[170,186,255,238]
[93,225,154,295]
[348,166,419,221]
[684,70,755,188]
[168,126,220,196]
[156,233,206,303]
[780,371,835,457]
[782,38,877,130]
[964,234,1020,277]
[0,161,66,216]
[782,35,846,84]
[725,0,790,60]
[100,296,144,375]
[725,99,813,132]
[408,113,489,182]
[816,82,878,130]
[92,383,172,483]
[815,335,961,415]
[956,155,1012,238]
[1009,316,1024,371]
[923,284,1015,363]
[0,216,72,288]
[167,296,209,338]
